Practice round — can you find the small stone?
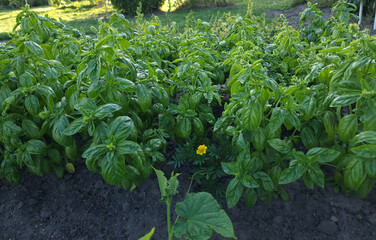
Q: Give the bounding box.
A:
[318,220,337,235]
[15,201,24,210]
[272,216,284,225]
[122,202,130,211]
[95,180,104,189]
[40,207,52,219]
[367,214,376,224]
[330,215,338,222]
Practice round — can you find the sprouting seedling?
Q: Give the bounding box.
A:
[153,167,236,240]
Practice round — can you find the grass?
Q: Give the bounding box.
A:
[0,0,306,40]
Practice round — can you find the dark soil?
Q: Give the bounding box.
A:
[2,5,376,240]
[1,158,376,240]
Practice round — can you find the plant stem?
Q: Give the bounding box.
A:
[167,200,173,240]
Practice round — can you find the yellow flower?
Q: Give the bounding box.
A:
[196,145,207,155]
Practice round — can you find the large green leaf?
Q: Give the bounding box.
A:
[267,139,291,154]
[308,165,325,188]
[351,145,376,158]
[268,108,285,133]
[338,114,358,142]
[24,41,44,58]
[244,188,258,208]
[117,141,140,155]
[344,157,366,191]
[82,144,107,159]
[25,95,40,116]
[3,121,22,137]
[136,84,152,112]
[306,147,340,163]
[101,151,126,185]
[279,161,307,184]
[64,118,86,136]
[176,117,191,139]
[254,171,274,192]
[52,116,72,147]
[107,116,136,141]
[26,139,47,154]
[242,101,263,131]
[330,94,361,107]
[94,103,122,119]
[22,119,39,138]
[226,178,243,208]
[174,192,236,240]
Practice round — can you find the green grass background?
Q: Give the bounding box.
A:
[0,0,307,40]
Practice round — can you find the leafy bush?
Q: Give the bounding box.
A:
[1,0,48,8]
[110,0,164,15]
[305,0,338,8]
[173,0,229,10]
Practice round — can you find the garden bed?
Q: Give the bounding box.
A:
[1,160,376,239]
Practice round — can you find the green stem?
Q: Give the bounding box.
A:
[167,200,173,240]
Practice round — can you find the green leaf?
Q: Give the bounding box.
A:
[26,139,47,154]
[279,161,307,184]
[268,108,285,133]
[22,119,39,138]
[306,147,340,163]
[21,152,42,176]
[154,168,168,200]
[301,127,318,149]
[301,96,316,121]
[193,118,204,136]
[252,128,266,151]
[116,77,136,92]
[351,145,376,158]
[323,111,337,138]
[351,131,376,146]
[87,58,101,83]
[284,110,301,130]
[117,141,140,155]
[25,95,40,116]
[52,116,72,147]
[101,151,126,185]
[3,121,22,136]
[176,117,191,139]
[344,157,366,191]
[330,94,361,107]
[338,114,358,142]
[254,171,274,192]
[174,192,236,239]
[226,178,243,208]
[138,228,155,240]
[94,104,122,119]
[243,101,263,131]
[221,162,237,175]
[154,169,179,201]
[308,165,325,188]
[24,41,44,58]
[267,139,291,154]
[240,174,259,188]
[82,144,107,159]
[365,159,376,179]
[64,118,86,136]
[107,116,136,141]
[136,84,152,112]
[244,188,258,208]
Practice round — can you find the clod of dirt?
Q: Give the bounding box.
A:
[318,220,338,235]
